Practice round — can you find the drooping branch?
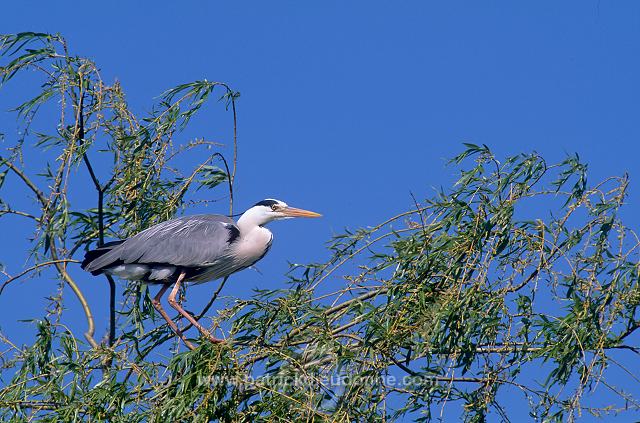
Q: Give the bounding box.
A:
[1,157,97,347]
[0,259,79,295]
[74,80,117,347]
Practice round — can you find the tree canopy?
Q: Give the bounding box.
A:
[0,33,639,422]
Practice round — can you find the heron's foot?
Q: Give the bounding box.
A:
[199,329,225,344]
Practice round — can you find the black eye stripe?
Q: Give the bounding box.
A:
[253,199,279,207]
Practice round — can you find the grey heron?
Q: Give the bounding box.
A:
[81,199,321,349]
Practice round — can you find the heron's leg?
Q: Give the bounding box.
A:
[183,276,229,333]
[168,271,224,344]
[151,283,195,350]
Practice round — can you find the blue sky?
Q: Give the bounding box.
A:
[1,1,640,420]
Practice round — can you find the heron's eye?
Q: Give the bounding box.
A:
[271,204,278,211]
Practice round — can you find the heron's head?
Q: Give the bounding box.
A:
[238,199,322,227]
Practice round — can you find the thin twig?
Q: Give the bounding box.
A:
[0,259,80,295]
[75,85,117,347]
[1,157,97,347]
[182,276,230,333]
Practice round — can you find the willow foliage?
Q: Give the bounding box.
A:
[0,33,638,422]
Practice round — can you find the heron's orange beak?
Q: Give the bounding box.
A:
[282,206,322,218]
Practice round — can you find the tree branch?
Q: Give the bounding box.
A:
[0,259,79,295]
[1,156,97,348]
[75,85,116,347]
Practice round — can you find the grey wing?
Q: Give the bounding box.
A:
[84,214,239,272]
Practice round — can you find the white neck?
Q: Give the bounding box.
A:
[234,211,274,265]
[237,207,271,234]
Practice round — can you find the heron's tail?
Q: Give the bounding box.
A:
[81,240,125,275]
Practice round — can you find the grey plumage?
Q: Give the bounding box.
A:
[82,214,243,283]
[80,198,321,347]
